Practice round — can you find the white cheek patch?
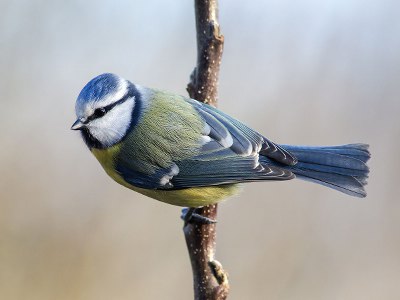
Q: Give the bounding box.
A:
[88,97,135,147]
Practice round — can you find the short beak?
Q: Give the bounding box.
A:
[71,119,84,130]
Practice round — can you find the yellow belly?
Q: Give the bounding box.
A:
[91,146,240,207]
[130,184,240,207]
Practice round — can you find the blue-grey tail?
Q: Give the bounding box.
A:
[265,143,370,197]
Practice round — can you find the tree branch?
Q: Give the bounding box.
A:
[187,0,224,105]
[184,1,228,299]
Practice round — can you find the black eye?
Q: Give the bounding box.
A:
[93,107,106,118]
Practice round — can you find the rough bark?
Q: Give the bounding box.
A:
[183,1,229,299]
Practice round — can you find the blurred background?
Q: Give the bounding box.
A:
[1,0,399,299]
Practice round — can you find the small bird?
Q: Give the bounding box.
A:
[71,73,370,209]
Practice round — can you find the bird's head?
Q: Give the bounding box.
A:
[71,73,140,149]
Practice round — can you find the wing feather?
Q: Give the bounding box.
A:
[189,99,297,164]
[116,96,297,191]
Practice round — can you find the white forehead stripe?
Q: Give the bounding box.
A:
[98,78,128,107]
[82,78,129,118]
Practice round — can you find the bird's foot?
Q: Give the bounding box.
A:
[181,207,217,225]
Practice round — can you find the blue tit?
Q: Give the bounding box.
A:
[71,73,370,207]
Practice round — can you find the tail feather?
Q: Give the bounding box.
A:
[262,143,370,198]
[283,144,370,164]
[293,160,367,177]
[288,167,367,198]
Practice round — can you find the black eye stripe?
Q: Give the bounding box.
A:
[85,87,135,123]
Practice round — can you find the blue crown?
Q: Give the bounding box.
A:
[77,73,121,105]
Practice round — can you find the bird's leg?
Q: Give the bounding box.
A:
[181,207,217,225]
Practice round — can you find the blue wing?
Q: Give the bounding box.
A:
[187,100,297,165]
[116,99,296,190]
[169,100,295,188]
[117,163,180,189]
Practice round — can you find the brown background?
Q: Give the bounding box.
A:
[1,0,399,299]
